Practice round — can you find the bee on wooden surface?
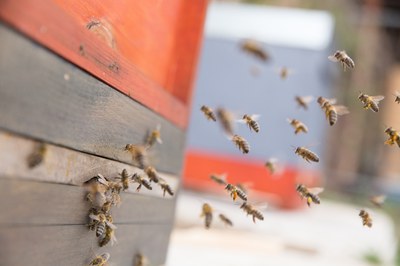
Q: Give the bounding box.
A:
[296,184,324,207]
[239,114,260,133]
[216,108,235,136]
[88,252,110,266]
[265,158,278,174]
[358,93,384,112]
[27,142,47,168]
[359,209,373,228]
[115,169,131,191]
[146,125,162,148]
[132,173,152,192]
[295,96,314,110]
[134,253,149,266]
[124,144,148,168]
[394,91,400,104]
[200,203,213,229]
[200,105,217,122]
[144,166,160,183]
[107,181,122,206]
[317,96,349,126]
[287,119,308,134]
[99,224,117,247]
[240,202,264,223]
[89,212,117,238]
[370,195,386,208]
[88,208,100,231]
[225,183,247,202]
[384,127,400,147]
[231,135,250,154]
[240,39,269,62]
[101,200,113,214]
[328,50,355,71]
[210,173,227,186]
[294,147,319,163]
[84,174,109,208]
[219,214,233,227]
[158,178,174,197]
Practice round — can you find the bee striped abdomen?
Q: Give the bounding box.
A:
[370,102,379,112]
[236,188,248,201]
[205,213,212,229]
[328,109,337,126]
[96,222,105,237]
[249,121,259,132]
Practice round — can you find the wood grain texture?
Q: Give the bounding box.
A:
[0,224,171,266]
[0,131,179,199]
[0,0,208,126]
[0,24,185,175]
[0,178,176,225]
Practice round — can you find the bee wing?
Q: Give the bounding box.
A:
[110,233,118,246]
[334,105,350,115]
[328,55,339,62]
[308,187,324,195]
[89,214,100,221]
[250,114,261,121]
[302,96,314,103]
[253,203,269,210]
[236,119,247,124]
[371,95,385,102]
[370,195,386,205]
[157,137,163,144]
[96,174,109,186]
[106,221,117,230]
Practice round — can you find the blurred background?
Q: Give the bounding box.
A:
[168,0,400,265]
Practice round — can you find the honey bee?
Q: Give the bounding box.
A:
[295,96,314,110]
[219,214,233,227]
[107,181,122,206]
[158,178,174,197]
[99,224,117,247]
[287,119,308,134]
[276,66,294,80]
[359,209,373,228]
[328,50,355,71]
[225,183,247,201]
[88,208,100,231]
[296,184,324,207]
[210,173,227,186]
[216,108,235,136]
[358,93,385,112]
[265,158,278,174]
[240,202,264,223]
[370,195,386,208]
[235,182,251,195]
[240,39,269,62]
[317,96,349,126]
[27,142,47,168]
[115,169,131,191]
[231,135,250,154]
[394,91,400,104]
[384,127,400,147]
[144,166,160,183]
[101,200,112,214]
[294,147,319,163]
[124,144,148,168]
[200,105,217,122]
[84,174,109,208]
[88,252,110,266]
[134,253,149,266]
[132,173,152,192]
[89,212,117,238]
[200,203,213,229]
[239,114,260,133]
[146,125,162,148]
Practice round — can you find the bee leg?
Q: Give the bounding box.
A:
[252,215,256,223]
[307,197,312,207]
[136,184,142,192]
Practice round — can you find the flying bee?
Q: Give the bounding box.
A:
[296,184,324,207]
[225,183,247,201]
[238,114,260,133]
[294,147,319,163]
[219,214,233,227]
[88,252,110,266]
[370,195,386,208]
[89,212,117,238]
[265,158,278,174]
[200,105,217,122]
[144,166,160,183]
[158,178,174,197]
[394,91,400,104]
[328,50,355,71]
[134,253,149,266]
[145,125,162,148]
[384,127,400,148]
[200,203,213,229]
[359,209,373,228]
[231,135,250,154]
[216,108,235,136]
[240,39,269,62]
[99,224,117,247]
[124,144,148,168]
[240,202,265,223]
[287,119,308,134]
[210,173,227,186]
[132,173,152,192]
[358,93,385,112]
[27,142,47,168]
[295,96,314,110]
[115,169,131,191]
[317,96,349,126]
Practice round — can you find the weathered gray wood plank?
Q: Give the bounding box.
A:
[0,131,179,199]
[0,224,171,266]
[0,178,175,225]
[0,23,185,175]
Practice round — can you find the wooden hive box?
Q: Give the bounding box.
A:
[0,1,207,265]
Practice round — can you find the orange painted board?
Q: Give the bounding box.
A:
[183,149,321,209]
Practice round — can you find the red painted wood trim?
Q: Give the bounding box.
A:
[0,0,207,129]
